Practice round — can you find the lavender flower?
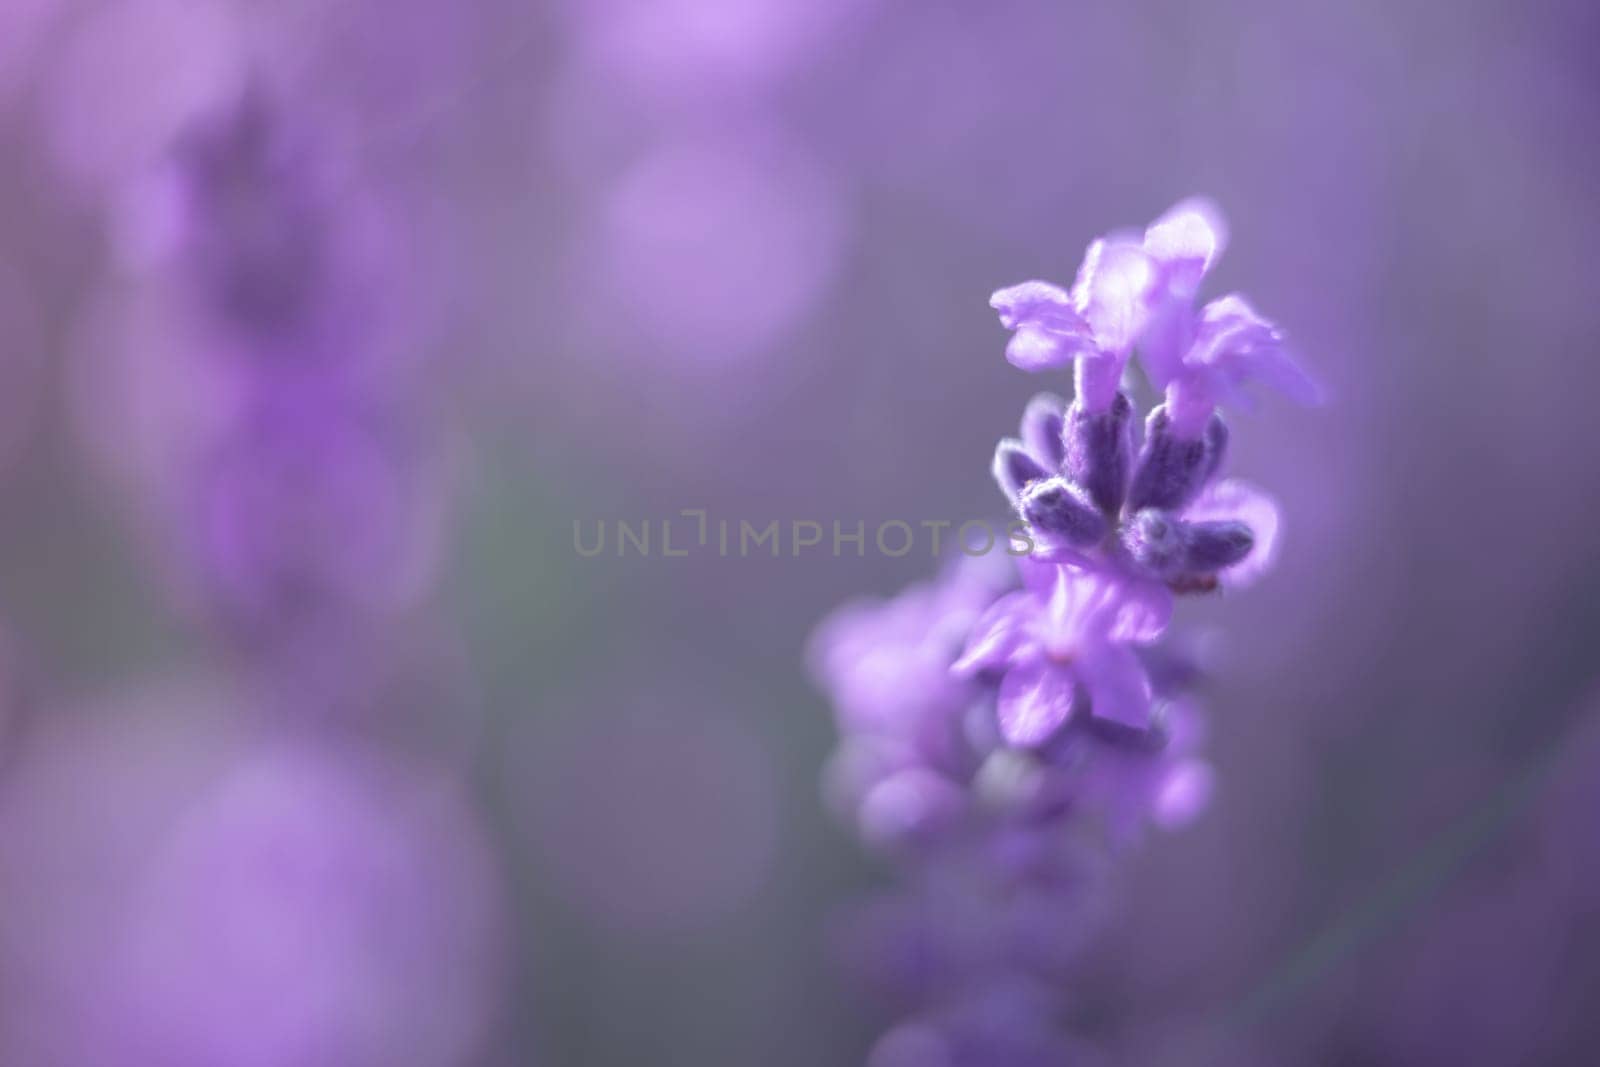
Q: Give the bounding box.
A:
[813,199,1311,1060]
[994,199,1319,438]
[953,563,1168,743]
[989,207,1306,593]
[808,552,1014,848]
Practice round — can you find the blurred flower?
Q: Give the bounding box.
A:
[70,84,455,710]
[559,0,867,100]
[167,85,335,341]
[0,680,507,1067]
[110,740,506,1067]
[572,128,847,371]
[809,552,1015,844]
[810,552,1013,737]
[184,383,445,644]
[240,0,473,147]
[41,0,245,191]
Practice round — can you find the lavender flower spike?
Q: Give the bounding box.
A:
[815,200,1310,1062]
[987,201,1311,592]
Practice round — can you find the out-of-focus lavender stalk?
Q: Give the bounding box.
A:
[121,82,454,725]
[810,200,1317,1064]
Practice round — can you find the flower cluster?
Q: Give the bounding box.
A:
[989,198,1314,595]
[810,200,1314,1064]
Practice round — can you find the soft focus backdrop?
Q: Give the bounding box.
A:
[1,0,1598,1064]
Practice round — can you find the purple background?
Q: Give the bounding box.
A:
[0,0,1598,1064]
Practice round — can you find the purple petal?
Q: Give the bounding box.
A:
[1076,640,1153,730]
[1071,238,1156,353]
[1084,569,1173,644]
[989,280,1080,331]
[1016,557,1066,595]
[1110,583,1174,643]
[1004,326,1076,371]
[990,282,1096,371]
[996,661,1079,747]
[1189,294,1322,406]
[1143,197,1228,295]
[1183,478,1281,586]
[1018,392,1067,470]
[1029,564,1172,645]
[950,591,1033,677]
[1132,300,1193,390]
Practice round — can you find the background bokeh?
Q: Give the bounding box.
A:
[1,0,1598,1064]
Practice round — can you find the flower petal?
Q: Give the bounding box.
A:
[990,281,1096,371]
[1183,478,1281,586]
[1106,576,1175,642]
[1004,326,1076,371]
[1134,300,1193,390]
[1076,639,1153,730]
[1018,392,1067,470]
[996,661,1079,747]
[989,280,1080,331]
[1143,197,1228,295]
[951,591,1034,677]
[1189,294,1322,406]
[1071,238,1156,353]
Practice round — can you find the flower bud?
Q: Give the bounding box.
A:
[1064,392,1133,514]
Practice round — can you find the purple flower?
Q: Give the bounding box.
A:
[989,237,1155,411]
[809,552,1016,845]
[0,687,508,1067]
[185,382,444,646]
[809,552,1011,737]
[169,85,332,342]
[1132,200,1320,436]
[94,84,460,726]
[953,564,1167,745]
[988,280,1095,372]
[1081,696,1214,845]
[1157,291,1321,438]
[993,199,1320,437]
